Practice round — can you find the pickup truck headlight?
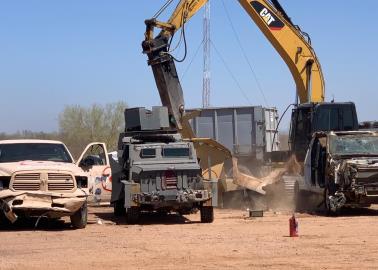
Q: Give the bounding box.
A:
[0,176,11,190]
[75,176,88,188]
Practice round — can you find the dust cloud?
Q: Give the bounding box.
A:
[228,155,302,211]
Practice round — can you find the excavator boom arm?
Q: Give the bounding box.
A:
[238,0,325,103]
[143,0,325,134]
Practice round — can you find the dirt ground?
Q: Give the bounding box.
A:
[1,206,378,270]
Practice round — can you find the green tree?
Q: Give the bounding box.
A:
[58,102,126,158]
[0,130,60,140]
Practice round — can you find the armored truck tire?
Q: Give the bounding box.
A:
[126,207,141,224]
[200,206,214,223]
[113,199,126,217]
[70,202,88,229]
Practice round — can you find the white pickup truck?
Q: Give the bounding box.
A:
[0,139,112,228]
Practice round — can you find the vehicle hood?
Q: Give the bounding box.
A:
[339,157,378,168]
[0,160,85,176]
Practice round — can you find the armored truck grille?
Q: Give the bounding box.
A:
[47,173,75,191]
[12,173,41,191]
[163,170,177,190]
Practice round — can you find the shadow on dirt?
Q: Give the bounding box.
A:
[93,209,199,226]
[298,206,378,217]
[0,216,73,231]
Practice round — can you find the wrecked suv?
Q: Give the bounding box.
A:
[295,131,378,214]
[0,139,109,228]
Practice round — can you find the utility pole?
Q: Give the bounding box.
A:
[202,1,211,108]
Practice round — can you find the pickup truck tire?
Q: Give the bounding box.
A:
[200,206,214,223]
[0,212,7,228]
[113,199,126,217]
[70,202,88,229]
[126,207,140,224]
[324,186,339,216]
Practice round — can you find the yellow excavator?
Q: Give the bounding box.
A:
[142,0,358,188]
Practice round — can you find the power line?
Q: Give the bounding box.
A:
[153,0,174,19]
[181,38,204,79]
[221,0,268,106]
[211,41,253,105]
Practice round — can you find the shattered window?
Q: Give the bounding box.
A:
[330,136,378,155]
[80,144,107,165]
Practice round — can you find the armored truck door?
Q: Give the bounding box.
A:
[77,142,111,204]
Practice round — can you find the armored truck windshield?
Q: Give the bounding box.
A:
[162,147,190,158]
[138,144,193,161]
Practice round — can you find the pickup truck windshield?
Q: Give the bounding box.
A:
[0,143,73,163]
[329,136,378,156]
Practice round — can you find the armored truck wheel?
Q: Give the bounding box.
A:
[200,206,214,223]
[70,202,88,229]
[126,207,140,224]
[113,200,126,217]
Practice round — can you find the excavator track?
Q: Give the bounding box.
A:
[283,176,296,196]
[281,175,302,205]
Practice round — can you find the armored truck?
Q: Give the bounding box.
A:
[110,107,217,224]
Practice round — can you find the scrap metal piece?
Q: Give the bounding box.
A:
[249,210,264,217]
[232,157,288,195]
[0,199,17,223]
[328,192,347,212]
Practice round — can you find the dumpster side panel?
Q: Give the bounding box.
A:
[188,106,279,160]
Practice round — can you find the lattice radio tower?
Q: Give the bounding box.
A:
[202,1,211,108]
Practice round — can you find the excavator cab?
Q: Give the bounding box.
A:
[289,102,358,161]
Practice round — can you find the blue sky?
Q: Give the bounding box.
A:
[1,1,377,133]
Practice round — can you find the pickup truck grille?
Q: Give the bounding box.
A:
[47,173,75,191]
[11,172,75,192]
[12,173,41,191]
[14,173,40,181]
